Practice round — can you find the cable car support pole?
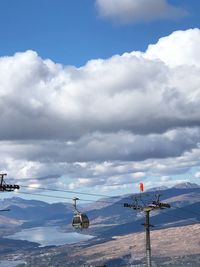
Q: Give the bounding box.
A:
[144,209,152,267]
[124,193,170,267]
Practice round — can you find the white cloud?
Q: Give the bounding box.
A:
[1,32,200,141]
[145,28,200,67]
[194,172,200,178]
[1,28,200,190]
[160,176,171,182]
[95,0,187,24]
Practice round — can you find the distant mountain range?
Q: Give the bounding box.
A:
[85,182,200,236]
[147,182,200,192]
[0,182,199,238]
[0,197,72,230]
[172,182,200,189]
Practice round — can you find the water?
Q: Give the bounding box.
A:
[6,226,93,247]
[0,260,25,267]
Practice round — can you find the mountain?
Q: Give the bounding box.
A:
[0,183,199,238]
[0,184,199,266]
[9,223,199,267]
[146,185,168,192]
[172,182,200,189]
[0,197,73,232]
[58,224,200,267]
[83,185,200,236]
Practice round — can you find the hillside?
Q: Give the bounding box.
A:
[0,182,199,237]
[12,224,200,267]
[84,184,200,236]
[0,183,199,266]
[0,197,72,233]
[69,223,200,266]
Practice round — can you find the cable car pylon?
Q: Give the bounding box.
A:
[124,183,170,267]
[0,173,20,214]
[0,173,20,192]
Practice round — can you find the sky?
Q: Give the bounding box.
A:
[0,0,200,202]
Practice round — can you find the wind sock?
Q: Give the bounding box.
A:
[140,182,144,192]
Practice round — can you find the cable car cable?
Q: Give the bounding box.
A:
[13,183,200,224]
[17,188,200,217]
[15,191,125,206]
[17,191,76,201]
[20,185,117,199]
[16,191,200,224]
[19,185,131,205]
[20,185,168,206]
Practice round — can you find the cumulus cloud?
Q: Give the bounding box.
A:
[145,28,200,67]
[95,0,188,24]
[1,31,200,141]
[1,28,200,190]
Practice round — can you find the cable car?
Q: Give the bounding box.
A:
[72,198,90,230]
[72,212,89,229]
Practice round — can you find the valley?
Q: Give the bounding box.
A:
[0,183,199,266]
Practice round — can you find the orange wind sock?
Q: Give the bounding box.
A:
[140,182,144,192]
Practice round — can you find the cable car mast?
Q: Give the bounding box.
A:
[0,173,20,192]
[0,173,20,213]
[124,185,170,267]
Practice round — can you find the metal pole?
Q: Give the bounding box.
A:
[145,210,152,267]
[124,192,170,267]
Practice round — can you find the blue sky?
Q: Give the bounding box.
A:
[0,0,200,202]
[0,0,199,66]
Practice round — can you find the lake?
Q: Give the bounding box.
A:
[6,226,93,247]
[0,260,25,267]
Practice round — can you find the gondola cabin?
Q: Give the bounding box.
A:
[72,213,89,229]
